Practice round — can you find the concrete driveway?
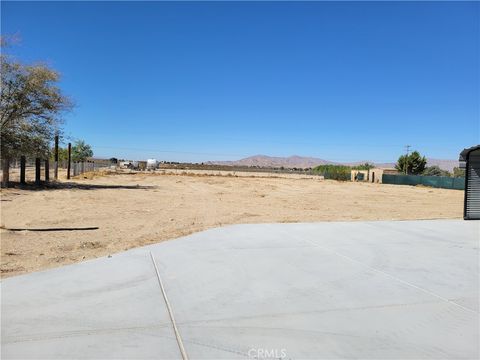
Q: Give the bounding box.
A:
[2,220,479,359]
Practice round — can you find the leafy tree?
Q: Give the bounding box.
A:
[109,157,118,164]
[422,166,451,177]
[395,151,426,175]
[1,38,72,185]
[453,167,466,178]
[71,140,93,162]
[49,146,69,162]
[352,162,375,170]
[313,164,351,181]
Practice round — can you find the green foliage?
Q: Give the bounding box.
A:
[395,150,427,175]
[71,140,93,162]
[313,163,376,181]
[49,141,93,162]
[422,166,451,177]
[453,167,465,178]
[1,45,72,160]
[49,146,69,162]
[352,162,375,170]
[109,157,118,164]
[313,164,351,181]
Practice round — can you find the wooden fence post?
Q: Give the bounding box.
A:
[45,159,49,182]
[67,142,71,180]
[35,158,41,185]
[54,135,59,180]
[1,158,10,187]
[20,156,26,184]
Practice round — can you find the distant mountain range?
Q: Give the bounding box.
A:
[424,158,460,173]
[208,155,459,172]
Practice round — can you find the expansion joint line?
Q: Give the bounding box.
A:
[303,239,478,315]
[150,251,189,360]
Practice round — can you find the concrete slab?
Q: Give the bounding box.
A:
[2,251,181,358]
[2,220,479,359]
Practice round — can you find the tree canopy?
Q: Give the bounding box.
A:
[1,37,73,185]
[1,43,72,160]
[352,162,375,170]
[49,146,69,162]
[395,151,427,175]
[71,140,93,162]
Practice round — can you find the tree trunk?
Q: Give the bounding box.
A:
[2,157,10,188]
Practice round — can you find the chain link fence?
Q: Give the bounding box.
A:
[1,157,110,185]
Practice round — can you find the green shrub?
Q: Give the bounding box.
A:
[352,162,375,170]
[313,164,351,181]
[453,167,465,178]
[422,166,451,177]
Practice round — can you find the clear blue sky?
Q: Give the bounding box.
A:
[2,1,479,162]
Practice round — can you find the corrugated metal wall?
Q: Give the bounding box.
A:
[465,150,480,220]
[382,174,465,190]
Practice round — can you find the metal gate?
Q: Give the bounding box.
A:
[465,149,480,220]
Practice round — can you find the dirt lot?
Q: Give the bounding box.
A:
[1,171,463,278]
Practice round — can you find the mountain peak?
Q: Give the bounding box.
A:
[207,155,458,171]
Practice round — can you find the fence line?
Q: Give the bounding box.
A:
[382,174,465,190]
[1,157,109,186]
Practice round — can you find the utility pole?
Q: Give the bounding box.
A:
[404,145,411,175]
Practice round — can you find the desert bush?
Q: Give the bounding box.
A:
[422,166,451,177]
[453,167,465,178]
[313,165,351,181]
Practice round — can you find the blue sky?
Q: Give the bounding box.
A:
[2,1,479,162]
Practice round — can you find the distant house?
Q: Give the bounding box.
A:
[351,168,398,183]
[351,169,369,182]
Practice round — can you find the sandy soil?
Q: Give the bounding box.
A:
[1,171,463,278]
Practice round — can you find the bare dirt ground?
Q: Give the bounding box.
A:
[1,171,463,278]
